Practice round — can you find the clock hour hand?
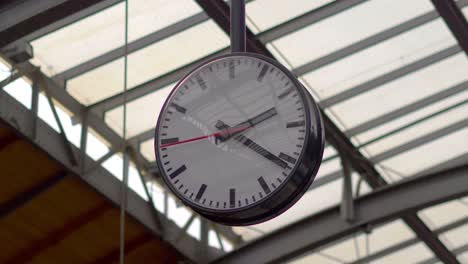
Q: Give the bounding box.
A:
[215,121,289,169]
[215,107,277,142]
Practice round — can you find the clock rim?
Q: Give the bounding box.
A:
[154,52,323,222]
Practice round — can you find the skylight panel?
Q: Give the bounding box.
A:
[30,0,202,76]
[270,0,433,68]
[67,21,228,105]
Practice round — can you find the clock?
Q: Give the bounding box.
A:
[154,52,324,225]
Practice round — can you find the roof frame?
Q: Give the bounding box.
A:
[81,0,468,119]
[213,164,468,263]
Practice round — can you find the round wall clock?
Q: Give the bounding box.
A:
[154,53,324,225]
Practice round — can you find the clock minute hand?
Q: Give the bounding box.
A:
[215,107,277,142]
[236,134,289,169]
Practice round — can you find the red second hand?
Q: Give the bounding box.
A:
[160,124,250,148]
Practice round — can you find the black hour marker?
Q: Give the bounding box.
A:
[277,178,282,183]
[169,165,186,179]
[257,64,269,82]
[161,137,179,145]
[178,184,184,190]
[286,120,305,128]
[230,188,235,208]
[279,152,297,164]
[278,87,294,99]
[229,61,235,79]
[195,184,207,202]
[282,172,288,177]
[196,75,207,90]
[164,161,170,165]
[258,177,271,194]
[170,103,186,114]
[271,183,277,189]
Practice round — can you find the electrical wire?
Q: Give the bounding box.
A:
[119,0,130,263]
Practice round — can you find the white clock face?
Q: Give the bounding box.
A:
[155,55,309,212]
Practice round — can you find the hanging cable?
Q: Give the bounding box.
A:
[119,0,130,263]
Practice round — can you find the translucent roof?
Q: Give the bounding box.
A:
[14,0,468,261]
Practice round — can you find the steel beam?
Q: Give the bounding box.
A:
[319,45,461,108]
[0,171,68,218]
[0,90,224,262]
[0,0,114,48]
[431,0,468,55]
[213,164,468,264]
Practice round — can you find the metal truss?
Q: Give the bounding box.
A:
[0,89,226,263]
[212,164,468,263]
[1,0,467,262]
[0,60,242,262]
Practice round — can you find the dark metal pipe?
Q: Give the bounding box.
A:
[230,0,246,52]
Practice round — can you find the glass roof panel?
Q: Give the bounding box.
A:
[419,199,468,230]
[105,84,173,138]
[360,94,468,156]
[67,20,228,105]
[30,0,202,76]
[440,223,468,250]
[3,78,32,109]
[290,220,416,263]
[354,87,468,144]
[246,0,335,34]
[0,60,10,82]
[140,139,155,162]
[379,126,468,176]
[329,53,467,132]
[372,243,434,263]
[270,0,434,68]
[458,251,468,263]
[289,253,340,264]
[302,19,456,99]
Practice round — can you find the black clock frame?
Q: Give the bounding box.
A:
[154,52,325,226]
